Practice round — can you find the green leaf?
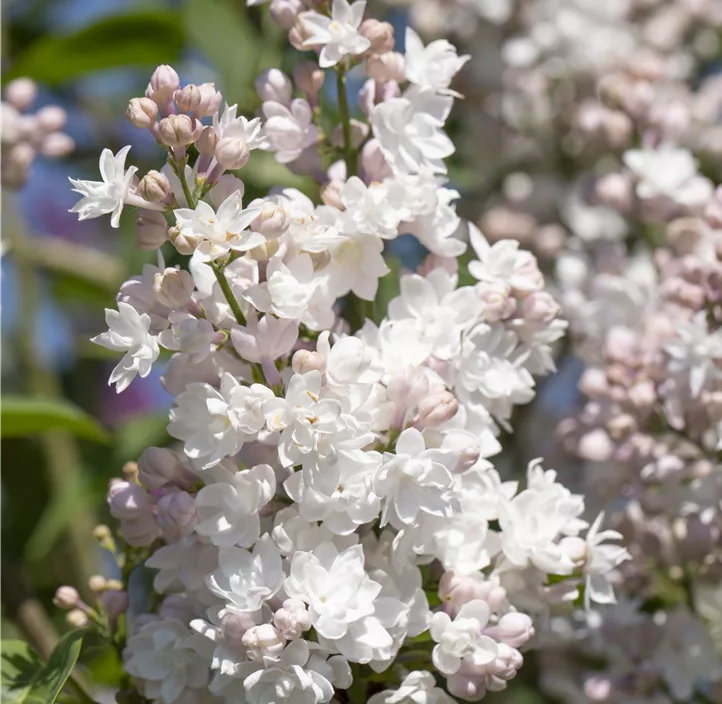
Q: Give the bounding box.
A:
[1,396,109,443]
[34,630,85,704]
[3,11,184,86]
[1,640,44,703]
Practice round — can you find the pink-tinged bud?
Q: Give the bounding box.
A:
[476,281,515,322]
[359,19,395,55]
[127,97,159,129]
[249,200,291,238]
[360,138,391,181]
[293,61,325,97]
[270,0,304,28]
[138,447,189,490]
[66,609,89,629]
[156,491,198,541]
[594,172,633,212]
[53,586,80,610]
[135,211,169,251]
[274,598,312,639]
[138,170,171,203]
[366,52,406,83]
[169,226,195,255]
[88,575,107,592]
[439,572,505,613]
[321,181,344,209]
[292,349,326,374]
[40,132,74,158]
[577,428,614,462]
[221,611,257,649]
[288,23,309,52]
[415,391,459,429]
[146,65,180,104]
[242,624,286,660]
[196,125,218,156]
[584,676,612,701]
[100,589,129,620]
[256,69,293,106]
[578,368,608,397]
[35,105,67,132]
[215,136,251,170]
[153,267,195,308]
[485,612,534,648]
[248,238,281,262]
[332,119,368,149]
[5,78,37,111]
[9,142,35,170]
[488,642,523,680]
[535,224,566,258]
[108,481,152,520]
[157,114,202,146]
[174,82,222,117]
[628,380,656,409]
[521,291,560,323]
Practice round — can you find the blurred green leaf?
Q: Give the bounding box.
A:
[114,412,171,463]
[1,640,44,703]
[4,12,184,85]
[36,630,85,704]
[373,255,401,323]
[1,396,109,443]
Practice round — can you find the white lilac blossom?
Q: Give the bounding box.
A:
[66,11,614,700]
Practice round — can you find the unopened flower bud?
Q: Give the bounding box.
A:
[108,481,152,520]
[521,291,560,323]
[157,114,202,147]
[93,524,112,544]
[594,172,633,212]
[321,181,344,209]
[359,19,395,55]
[274,598,312,639]
[127,97,159,129]
[53,586,80,610]
[242,624,286,660]
[5,77,37,111]
[40,132,75,158]
[100,589,129,620]
[288,22,311,52]
[156,491,198,541]
[146,65,180,104]
[439,572,506,613]
[169,226,195,255]
[221,611,257,649]
[174,82,222,117]
[153,267,195,308]
[196,125,218,156]
[249,200,291,238]
[35,105,67,132]
[577,429,614,462]
[293,61,325,97]
[415,392,459,429]
[366,52,406,83]
[138,170,171,203]
[248,238,282,263]
[215,137,251,170]
[255,68,293,106]
[485,612,535,648]
[292,349,326,374]
[535,224,567,258]
[578,368,608,397]
[270,0,304,29]
[89,575,108,593]
[66,609,89,629]
[135,210,169,251]
[477,281,515,322]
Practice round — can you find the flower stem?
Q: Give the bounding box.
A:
[213,264,247,326]
[170,154,196,208]
[336,66,356,178]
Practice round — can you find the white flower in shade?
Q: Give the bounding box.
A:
[664,312,722,397]
[145,536,218,594]
[374,427,458,529]
[299,0,370,68]
[429,599,498,675]
[195,463,276,547]
[402,184,465,257]
[173,191,264,261]
[123,619,212,704]
[404,28,470,96]
[339,177,410,240]
[368,671,457,704]
[213,103,268,149]
[326,231,390,301]
[207,534,284,612]
[168,373,274,469]
[623,145,713,206]
[158,312,217,364]
[262,99,320,163]
[91,301,159,393]
[371,87,453,175]
[230,313,298,364]
[69,145,137,228]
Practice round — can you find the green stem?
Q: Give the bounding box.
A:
[336,66,356,178]
[213,266,246,326]
[171,155,196,209]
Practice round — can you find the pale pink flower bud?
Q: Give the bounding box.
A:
[35,105,67,133]
[273,598,312,639]
[53,586,80,610]
[366,52,406,83]
[293,61,325,97]
[196,125,218,156]
[256,68,293,105]
[40,132,75,158]
[138,170,171,203]
[135,211,169,251]
[594,172,633,212]
[127,97,159,129]
[248,239,281,262]
[108,481,153,520]
[215,136,251,170]
[138,447,190,490]
[247,201,289,239]
[584,676,612,701]
[5,77,37,111]
[359,19,395,55]
[169,227,195,255]
[66,609,89,629]
[221,611,258,649]
[270,0,304,29]
[9,142,35,170]
[88,575,107,592]
[485,613,534,648]
[292,349,326,374]
[146,65,180,104]
[156,491,198,541]
[521,291,560,323]
[535,224,566,258]
[242,624,286,660]
[360,138,391,181]
[439,572,506,613]
[321,181,344,209]
[157,114,202,146]
[174,83,222,117]
[100,590,129,620]
[577,429,614,462]
[447,674,486,701]
[628,380,656,409]
[488,643,523,680]
[153,267,195,308]
[578,368,608,397]
[476,281,515,322]
[288,24,309,52]
[415,391,459,429]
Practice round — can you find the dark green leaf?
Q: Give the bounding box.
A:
[1,396,109,443]
[1,640,44,703]
[4,12,184,86]
[35,629,85,704]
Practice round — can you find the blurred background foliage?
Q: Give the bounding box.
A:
[1,1,543,701]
